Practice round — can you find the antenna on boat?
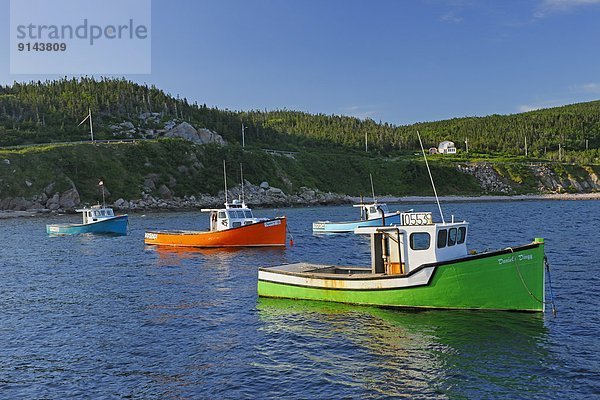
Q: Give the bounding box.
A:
[370,173,376,204]
[240,163,245,204]
[223,160,228,204]
[78,108,94,142]
[417,131,445,224]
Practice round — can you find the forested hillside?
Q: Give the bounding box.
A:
[1,78,599,162]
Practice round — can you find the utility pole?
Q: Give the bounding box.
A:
[464,137,469,153]
[524,136,528,157]
[365,131,368,152]
[559,143,562,162]
[586,139,589,150]
[241,123,245,148]
[78,108,94,142]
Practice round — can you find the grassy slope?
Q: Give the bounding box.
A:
[0,139,483,203]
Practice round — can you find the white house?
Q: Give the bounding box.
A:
[438,141,457,155]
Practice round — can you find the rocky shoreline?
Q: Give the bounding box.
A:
[0,181,354,218]
[2,188,599,219]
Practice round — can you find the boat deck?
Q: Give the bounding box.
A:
[263,262,378,278]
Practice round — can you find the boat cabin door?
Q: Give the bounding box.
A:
[209,211,218,231]
[371,230,404,275]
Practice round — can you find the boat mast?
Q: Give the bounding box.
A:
[417,131,445,224]
[223,160,228,204]
[99,180,105,208]
[240,163,245,203]
[370,173,376,204]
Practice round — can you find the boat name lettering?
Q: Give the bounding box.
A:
[144,232,158,240]
[48,226,59,232]
[498,256,514,265]
[264,220,281,227]
[518,254,533,261]
[401,212,433,226]
[313,223,325,230]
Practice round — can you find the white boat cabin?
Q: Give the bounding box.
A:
[76,205,117,224]
[201,199,265,231]
[355,211,468,275]
[352,202,392,221]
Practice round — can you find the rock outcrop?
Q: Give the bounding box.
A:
[164,122,226,145]
[457,163,513,194]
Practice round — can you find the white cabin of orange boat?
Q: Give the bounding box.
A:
[201,199,265,232]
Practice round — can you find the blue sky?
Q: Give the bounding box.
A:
[2,0,600,124]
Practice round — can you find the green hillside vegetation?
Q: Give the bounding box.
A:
[0,78,598,204]
[0,139,483,203]
[1,78,599,163]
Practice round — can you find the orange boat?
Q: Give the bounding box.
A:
[144,199,287,248]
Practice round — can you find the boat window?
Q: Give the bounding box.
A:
[232,221,242,228]
[218,211,226,219]
[437,229,447,248]
[94,211,100,217]
[244,220,253,225]
[244,210,253,218]
[107,209,113,216]
[448,228,457,246]
[380,204,389,213]
[370,206,377,214]
[457,227,466,244]
[410,232,430,250]
[100,210,106,216]
[235,210,244,219]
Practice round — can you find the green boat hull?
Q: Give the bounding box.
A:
[258,243,545,312]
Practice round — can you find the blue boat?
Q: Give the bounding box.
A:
[46,205,128,235]
[312,202,402,233]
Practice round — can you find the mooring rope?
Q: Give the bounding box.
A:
[544,255,558,316]
[507,247,557,316]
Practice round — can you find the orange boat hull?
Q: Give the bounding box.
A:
[144,217,287,248]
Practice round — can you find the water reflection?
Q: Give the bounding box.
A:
[256,298,551,398]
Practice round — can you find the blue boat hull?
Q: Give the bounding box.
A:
[312,213,401,233]
[46,215,128,236]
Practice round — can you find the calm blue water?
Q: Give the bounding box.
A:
[0,200,598,399]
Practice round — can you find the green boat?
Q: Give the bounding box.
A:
[258,211,547,312]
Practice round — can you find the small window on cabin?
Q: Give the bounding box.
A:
[100,210,106,216]
[244,210,252,218]
[236,210,245,218]
[370,207,377,214]
[457,227,466,244]
[448,228,457,246]
[94,211,100,217]
[108,210,113,216]
[437,229,447,249]
[232,221,242,228]
[218,211,226,219]
[410,232,431,250]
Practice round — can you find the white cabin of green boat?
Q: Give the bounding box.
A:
[354,211,469,275]
[201,199,266,232]
[76,205,117,224]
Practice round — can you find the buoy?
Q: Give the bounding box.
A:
[290,238,294,246]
